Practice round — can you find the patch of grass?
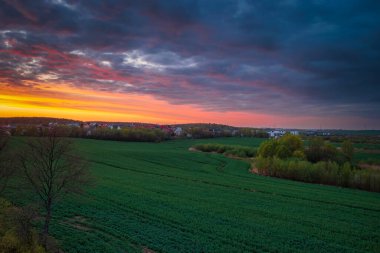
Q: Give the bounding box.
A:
[354,150,380,164]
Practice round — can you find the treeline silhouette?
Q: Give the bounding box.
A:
[9,125,170,142]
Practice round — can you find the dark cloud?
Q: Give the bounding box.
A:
[1,0,380,126]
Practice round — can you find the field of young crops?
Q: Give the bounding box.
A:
[11,138,380,252]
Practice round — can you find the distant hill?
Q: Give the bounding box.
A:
[0,118,240,129]
[174,123,238,130]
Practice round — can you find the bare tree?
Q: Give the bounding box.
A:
[19,128,90,248]
[0,135,15,195]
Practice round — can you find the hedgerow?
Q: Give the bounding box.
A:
[192,143,257,158]
[255,156,380,192]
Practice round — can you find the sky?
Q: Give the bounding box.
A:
[0,0,379,129]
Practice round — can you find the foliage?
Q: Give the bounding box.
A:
[239,128,269,138]
[305,137,348,164]
[292,150,306,160]
[255,156,380,192]
[305,137,324,162]
[257,136,350,165]
[193,143,256,158]
[0,199,46,253]
[257,134,304,159]
[10,124,170,143]
[342,140,354,162]
[9,123,271,142]
[255,136,378,191]
[88,127,170,142]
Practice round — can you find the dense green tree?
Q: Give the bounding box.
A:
[278,134,303,153]
[275,144,292,159]
[257,140,277,158]
[322,142,339,162]
[341,140,354,162]
[0,199,46,253]
[306,137,324,162]
[257,134,304,159]
[292,150,306,160]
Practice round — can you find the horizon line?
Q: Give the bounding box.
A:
[1,116,379,131]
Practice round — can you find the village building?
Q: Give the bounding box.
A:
[174,127,183,136]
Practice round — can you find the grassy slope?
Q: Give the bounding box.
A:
[11,138,380,252]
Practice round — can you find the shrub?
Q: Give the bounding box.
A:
[193,144,257,158]
[0,199,46,253]
[254,157,380,192]
[257,134,305,159]
[304,137,349,164]
[88,127,169,142]
[292,150,306,160]
[341,140,354,162]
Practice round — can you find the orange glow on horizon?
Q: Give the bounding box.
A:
[1,81,361,129]
[0,81,281,126]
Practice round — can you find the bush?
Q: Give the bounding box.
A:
[341,140,354,162]
[304,137,349,164]
[193,144,257,158]
[88,127,169,142]
[254,157,380,192]
[292,150,306,160]
[257,134,305,159]
[0,199,46,253]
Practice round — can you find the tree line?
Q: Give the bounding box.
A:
[192,143,257,158]
[9,124,270,142]
[10,125,171,142]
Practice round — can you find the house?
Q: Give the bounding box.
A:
[0,125,11,136]
[67,122,80,127]
[174,127,183,136]
[80,123,90,129]
[231,129,239,136]
[268,130,286,138]
[108,125,121,130]
[290,130,299,135]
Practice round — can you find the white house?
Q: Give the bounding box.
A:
[174,127,183,136]
[268,130,286,138]
[109,125,122,130]
[231,129,239,136]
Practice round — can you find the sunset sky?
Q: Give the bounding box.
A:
[1,0,379,129]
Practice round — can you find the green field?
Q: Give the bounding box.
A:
[9,138,380,252]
